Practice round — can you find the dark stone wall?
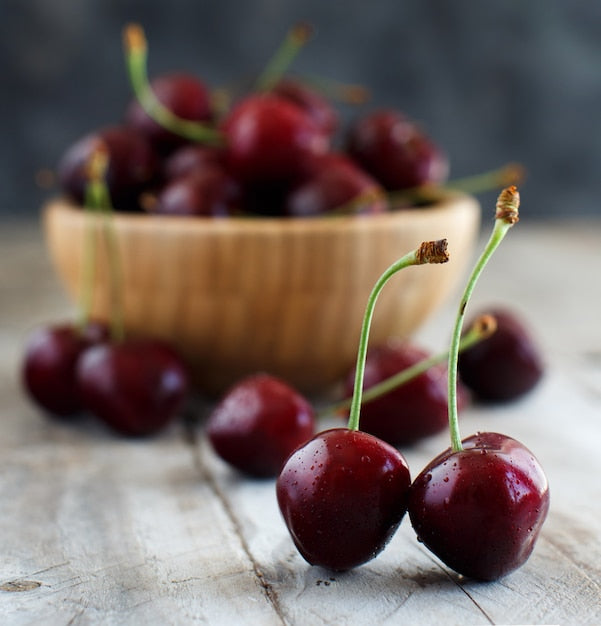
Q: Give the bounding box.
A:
[3,0,601,219]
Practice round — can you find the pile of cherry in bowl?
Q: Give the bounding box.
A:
[57,29,448,218]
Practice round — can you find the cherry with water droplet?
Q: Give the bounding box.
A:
[277,240,449,570]
[407,187,549,581]
[408,432,549,580]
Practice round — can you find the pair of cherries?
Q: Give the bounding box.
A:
[22,321,190,437]
[208,188,549,582]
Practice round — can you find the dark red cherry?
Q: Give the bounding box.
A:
[58,125,158,211]
[346,109,448,191]
[125,73,213,152]
[152,166,241,216]
[221,93,329,184]
[408,431,549,581]
[276,428,411,571]
[22,321,109,417]
[207,374,316,477]
[272,78,338,136]
[458,308,544,402]
[284,153,388,217]
[76,339,189,437]
[162,144,224,181]
[343,341,469,446]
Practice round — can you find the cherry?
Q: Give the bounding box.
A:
[22,321,109,417]
[76,339,190,437]
[220,93,329,184]
[162,144,224,181]
[272,78,338,136]
[58,125,158,211]
[277,428,411,570]
[277,239,449,570]
[346,109,448,191]
[150,166,241,216]
[125,72,213,153]
[408,432,549,580]
[458,308,544,402]
[207,374,315,477]
[407,186,549,580]
[284,153,387,217]
[342,341,469,446]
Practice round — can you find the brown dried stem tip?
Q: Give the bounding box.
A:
[496,186,520,224]
[471,313,498,341]
[416,239,449,265]
[123,23,147,54]
[290,22,315,45]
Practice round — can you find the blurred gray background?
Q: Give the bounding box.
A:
[2,0,601,220]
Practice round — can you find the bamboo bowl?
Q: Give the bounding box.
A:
[43,192,480,396]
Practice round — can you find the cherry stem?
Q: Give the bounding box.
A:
[254,22,314,92]
[123,23,224,146]
[293,72,370,104]
[347,240,450,432]
[388,162,524,206]
[322,314,496,418]
[84,144,126,343]
[448,186,520,452]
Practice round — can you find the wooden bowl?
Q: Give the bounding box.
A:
[43,192,480,396]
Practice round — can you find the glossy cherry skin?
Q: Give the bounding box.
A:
[76,339,189,437]
[458,308,544,402]
[207,374,316,477]
[58,125,158,211]
[408,432,549,581]
[22,321,109,417]
[152,166,241,216]
[346,109,448,191]
[272,78,338,136]
[277,428,411,571]
[284,153,388,217]
[125,73,213,152]
[343,341,469,446]
[221,94,329,184]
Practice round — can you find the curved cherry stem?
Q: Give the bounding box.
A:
[387,162,525,208]
[347,240,450,432]
[448,186,520,452]
[322,314,496,419]
[84,144,125,343]
[254,22,314,92]
[123,23,224,146]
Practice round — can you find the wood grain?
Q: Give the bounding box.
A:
[1,217,601,625]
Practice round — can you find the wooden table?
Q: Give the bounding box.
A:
[1,216,600,625]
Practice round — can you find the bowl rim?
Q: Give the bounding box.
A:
[44,189,478,236]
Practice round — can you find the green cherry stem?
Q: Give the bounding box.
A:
[322,313,496,419]
[85,144,126,343]
[77,153,105,331]
[448,185,520,452]
[347,240,450,432]
[123,23,224,146]
[254,22,314,92]
[388,162,524,207]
